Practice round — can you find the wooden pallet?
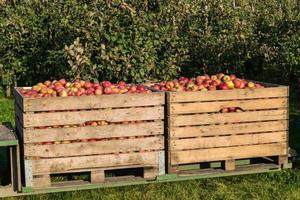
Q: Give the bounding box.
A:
[166,82,289,173]
[14,88,166,189]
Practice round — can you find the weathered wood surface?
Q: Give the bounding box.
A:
[24,136,164,157]
[14,88,164,112]
[0,124,16,141]
[23,121,164,143]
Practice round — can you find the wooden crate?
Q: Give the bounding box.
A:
[14,88,165,189]
[166,83,289,173]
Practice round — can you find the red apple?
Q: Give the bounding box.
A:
[233,79,242,88]
[59,79,66,86]
[104,87,112,94]
[218,83,229,90]
[229,74,236,80]
[102,81,112,88]
[84,81,93,89]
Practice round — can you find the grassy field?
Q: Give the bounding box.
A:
[1,90,300,200]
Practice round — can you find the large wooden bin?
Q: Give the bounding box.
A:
[166,83,289,174]
[14,88,165,189]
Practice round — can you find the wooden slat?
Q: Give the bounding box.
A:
[24,136,164,157]
[24,121,164,143]
[18,90,164,112]
[13,88,24,111]
[29,151,159,175]
[170,109,287,127]
[170,87,288,103]
[224,160,235,171]
[171,131,287,150]
[15,103,24,128]
[91,170,105,183]
[32,175,51,188]
[171,120,288,138]
[170,98,288,114]
[23,106,164,128]
[171,143,287,165]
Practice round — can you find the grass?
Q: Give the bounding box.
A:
[1,89,300,200]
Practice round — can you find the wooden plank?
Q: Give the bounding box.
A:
[24,136,164,157]
[29,151,160,175]
[13,88,24,111]
[143,168,158,179]
[171,131,287,150]
[23,106,164,128]
[224,160,235,171]
[18,90,164,112]
[15,103,24,128]
[91,170,105,183]
[24,121,163,143]
[171,143,287,165]
[170,109,287,127]
[170,87,288,103]
[277,155,288,166]
[32,175,51,188]
[170,120,288,138]
[170,98,287,114]
[0,124,16,141]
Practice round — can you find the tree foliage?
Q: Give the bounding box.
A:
[0,0,299,95]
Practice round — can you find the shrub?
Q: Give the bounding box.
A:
[0,0,299,96]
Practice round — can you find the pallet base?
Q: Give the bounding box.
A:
[28,166,158,190]
[0,161,292,198]
[170,156,288,174]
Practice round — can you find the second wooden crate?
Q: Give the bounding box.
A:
[166,84,289,173]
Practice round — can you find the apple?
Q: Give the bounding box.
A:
[32,85,41,92]
[65,82,72,88]
[59,90,68,97]
[247,82,255,88]
[44,80,51,87]
[225,81,235,89]
[233,79,242,88]
[118,81,126,87]
[95,89,103,95]
[208,85,217,91]
[59,79,66,86]
[211,75,218,80]
[229,74,236,80]
[84,81,93,89]
[222,75,231,82]
[102,81,112,88]
[218,83,229,90]
[104,87,112,94]
[221,108,229,113]
[228,107,236,112]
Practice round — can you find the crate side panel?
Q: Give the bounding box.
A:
[22,92,165,112]
[170,120,288,138]
[24,121,164,143]
[170,98,287,114]
[30,151,160,175]
[170,109,287,127]
[24,136,164,157]
[171,131,287,150]
[170,87,288,103]
[23,106,164,128]
[171,143,287,165]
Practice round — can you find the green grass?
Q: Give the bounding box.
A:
[1,90,300,200]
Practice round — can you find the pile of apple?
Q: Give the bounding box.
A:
[151,73,264,92]
[18,79,151,97]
